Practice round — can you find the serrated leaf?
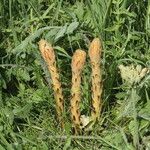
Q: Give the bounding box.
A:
[19,69,30,81]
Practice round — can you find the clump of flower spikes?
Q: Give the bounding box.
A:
[39,39,64,128]
[71,49,86,133]
[38,38,103,132]
[71,38,103,133]
[119,64,149,85]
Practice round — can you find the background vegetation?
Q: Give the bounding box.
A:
[0,0,150,149]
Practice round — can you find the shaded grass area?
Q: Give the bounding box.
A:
[0,0,150,149]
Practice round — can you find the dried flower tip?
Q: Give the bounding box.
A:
[39,39,64,128]
[71,49,86,73]
[38,39,55,65]
[71,49,86,134]
[89,38,102,62]
[89,38,103,122]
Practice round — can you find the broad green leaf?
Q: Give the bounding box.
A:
[45,28,59,40]
[0,144,5,150]
[3,108,14,125]
[13,103,32,118]
[63,137,71,150]
[139,101,150,121]
[55,24,67,41]
[115,92,126,99]
[66,22,79,34]
[12,26,61,53]
[54,46,71,58]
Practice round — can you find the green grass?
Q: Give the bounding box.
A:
[0,0,150,149]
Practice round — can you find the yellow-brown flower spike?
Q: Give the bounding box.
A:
[38,39,64,128]
[71,49,86,133]
[88,38,103,122]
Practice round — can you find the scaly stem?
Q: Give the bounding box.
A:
[39,39,64,128]
[71,49,86,134]
[89,38,103,122]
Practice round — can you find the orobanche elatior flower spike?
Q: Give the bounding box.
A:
[89,38,103,122]
[71,49,86,133]
[38,38,103,132]
[38,39,64,128]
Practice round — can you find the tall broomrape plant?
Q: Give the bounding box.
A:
[39,39,64,128]
[71,49,86,133]
[89,38,103,122]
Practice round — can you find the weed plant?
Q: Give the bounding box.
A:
[0,0,150,149]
